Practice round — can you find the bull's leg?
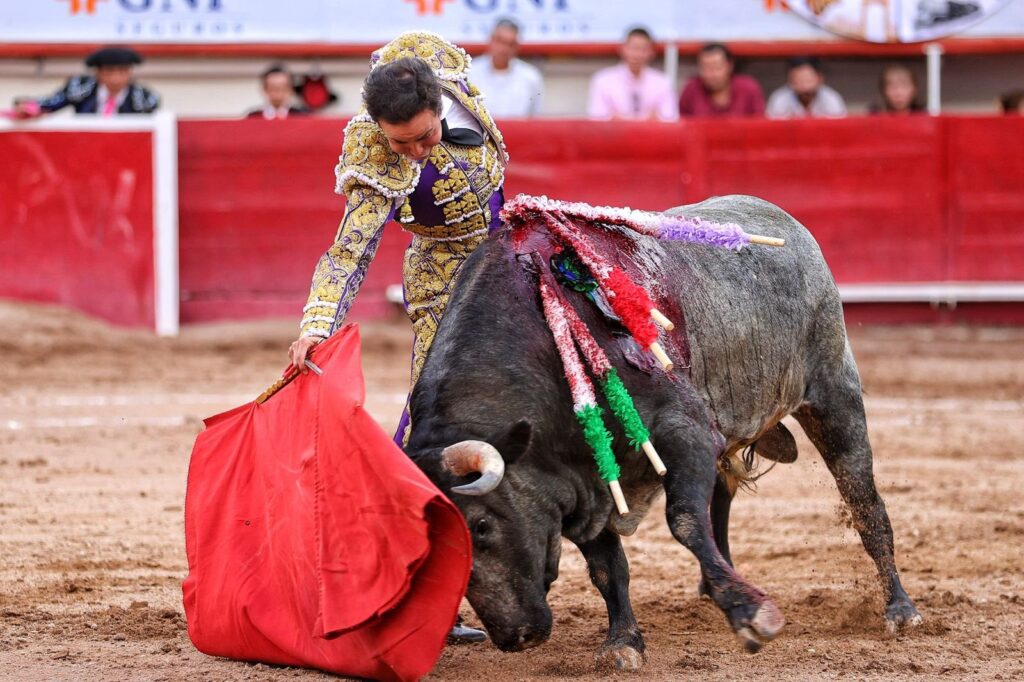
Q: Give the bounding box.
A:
[794,347,922,633]
[660,423,784,653]
[574,529,646,672]
[699,473,736,599]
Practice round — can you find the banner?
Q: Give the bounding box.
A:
[0,0,1019,44]
[786,0,1016,43]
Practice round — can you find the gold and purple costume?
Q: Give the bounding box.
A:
[299,32,508,441]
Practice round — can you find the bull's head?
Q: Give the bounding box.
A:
[419,419,562,652]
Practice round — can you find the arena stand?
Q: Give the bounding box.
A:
[2,115,1023,334]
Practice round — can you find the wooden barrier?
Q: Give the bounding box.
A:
[3,116,1022,330]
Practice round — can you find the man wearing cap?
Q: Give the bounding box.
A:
[14,46,159,118]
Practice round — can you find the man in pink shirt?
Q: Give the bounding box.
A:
[679,43,764,118]
[587,27,677,122]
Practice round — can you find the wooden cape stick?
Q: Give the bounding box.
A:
[256,360,322,404]
[256,369,298,404]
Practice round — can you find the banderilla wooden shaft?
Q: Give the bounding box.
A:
[609,479,630,515]
[641,440,668,476]
[650,308,674,331]
[649,342,674,372]
[748,234,786,247]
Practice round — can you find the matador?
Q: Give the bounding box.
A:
[290,32,508,447]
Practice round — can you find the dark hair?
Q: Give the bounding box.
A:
[261,63,290,84]
[879,63,923,112]
[493,17,520,34]
[1000,89,1024,114]
[699,42,734,63]
[625,26,654,43]
[787,56,822,74]
[363,57,443,124]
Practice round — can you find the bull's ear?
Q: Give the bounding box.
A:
[486,419,533,466]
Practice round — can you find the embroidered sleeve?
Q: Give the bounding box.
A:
[130,85,160,113]
[300,183,395,339]
[34,78,76,113]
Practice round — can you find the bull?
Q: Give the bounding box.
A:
[404,195,922,668]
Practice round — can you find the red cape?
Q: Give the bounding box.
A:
[182,324,471,681]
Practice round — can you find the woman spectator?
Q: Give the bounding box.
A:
[870,64,925,115]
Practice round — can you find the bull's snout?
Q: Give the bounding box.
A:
[490,621,552,652]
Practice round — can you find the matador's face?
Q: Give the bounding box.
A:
[96,65,133,94]
[378,107,444,163]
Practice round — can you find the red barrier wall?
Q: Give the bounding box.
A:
[947,117,1024,281]
[5,117,1019,331]
[0,130,155,327]
[177,116,1023,327]
[177,118,410,324]
[683,117,951,283]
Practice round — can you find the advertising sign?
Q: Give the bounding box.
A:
[786,0,1015,43]
[0,0,1018,44]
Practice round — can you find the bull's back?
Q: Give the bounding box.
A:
[662,195,846,447]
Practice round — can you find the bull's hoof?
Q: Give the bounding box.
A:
[735,601,784,653]
[884,599,923,634]
[595,644,646,672]
[697,579,712,600]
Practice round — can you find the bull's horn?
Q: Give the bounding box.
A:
[442,440,506,496]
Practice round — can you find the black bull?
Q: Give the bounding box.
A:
[404,195,922,668]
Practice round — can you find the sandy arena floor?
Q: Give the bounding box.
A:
[1,301,1022,681]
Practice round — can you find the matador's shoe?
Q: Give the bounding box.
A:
[448,616,488,644]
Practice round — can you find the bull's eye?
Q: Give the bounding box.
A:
[474,518,490,537]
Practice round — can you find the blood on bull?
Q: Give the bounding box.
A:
[404,193,922,668]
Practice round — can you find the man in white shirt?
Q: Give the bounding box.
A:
[766,57,847,119]
[470,19,544,118]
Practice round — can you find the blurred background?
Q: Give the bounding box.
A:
[1,0,1023,333]
[2,0,1023,115]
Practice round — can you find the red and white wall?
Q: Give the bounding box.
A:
[2,115,1023,334]
[0,114,178,334]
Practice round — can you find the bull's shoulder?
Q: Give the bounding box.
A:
[668,194,800,233]
[666,194,822,260]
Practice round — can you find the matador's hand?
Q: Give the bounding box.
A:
[287,335,323,375]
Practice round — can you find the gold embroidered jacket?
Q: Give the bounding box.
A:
[300,32,508,341]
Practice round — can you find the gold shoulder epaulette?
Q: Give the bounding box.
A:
[334,113,420,199]
[370,31,472,83]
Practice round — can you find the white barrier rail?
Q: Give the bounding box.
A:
[838,282,1024,306]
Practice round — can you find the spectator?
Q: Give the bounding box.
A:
[13,46,158,118]
[766,57,847,119]
[587,26,677,122]
[999,89,1024,115]
[470,18,543,118]
[247,64,309,119]
[870,64,925,115]
[679,43,764,118]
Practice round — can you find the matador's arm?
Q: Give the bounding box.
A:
[33,76,88,113]
[299,184,395,339]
